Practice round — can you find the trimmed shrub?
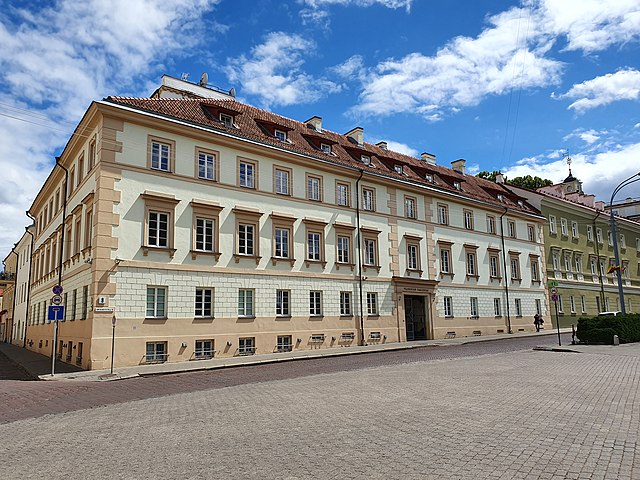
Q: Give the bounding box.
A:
[576,314,640,344]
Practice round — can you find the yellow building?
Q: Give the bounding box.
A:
[21,76,546,369]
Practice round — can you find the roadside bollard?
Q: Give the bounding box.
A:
[613,334,620,346]
[571,324,576,345]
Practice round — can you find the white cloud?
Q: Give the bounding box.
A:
[352,6,563,118]
[225,32,341,107]
[331,55,366,81]
[0,0,220,258]
[370,138,418,157]
[557,69,640,113]
[300,0,412,25]
[563,128,608,145]
[503,142,640,201]
[537,0,640,53]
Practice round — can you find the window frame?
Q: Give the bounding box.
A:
[437,204,449,225]
[438,240,453,276]
[361,187,376,212]
[275,289,291,317]
[306,173,323,202]
[463,209,474,230]
[303,218,327,267]
[238,289,255,318]
[335,181,351,207]
[233,207,263,263]
[334,223,355,270]
[270,213,296,266]
[464,244,479,278]
[405,196,417,219]
[366,292,378,316]
[191,200,223,260]
[195,147,219,182]
[309,290,322,317]
[443,296,453,317]
[146,286,167,319]
[141,192,180,257]
[237,157,258,190]
[194,287,214,318]
[361,226,381,272]
[339,291,353,316]
[509,252,521,281]
[486,215,496,234]
[147,135,175,173]
[273,165,292,196]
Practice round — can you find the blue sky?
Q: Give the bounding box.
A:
[1,0,640,261]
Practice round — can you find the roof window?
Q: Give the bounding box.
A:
[497,194,504,202]
[361,155,371,165]
[425,173,434,182]
[453,181,461,190]
[275,129,287,142]
[394,165,403,174]
[320,143,331,154]
[220,113,233,128]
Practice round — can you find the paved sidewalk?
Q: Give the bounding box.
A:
[0,328,571,382]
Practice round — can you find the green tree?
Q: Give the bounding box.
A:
[507,175,553,190]
[476,171,502,182]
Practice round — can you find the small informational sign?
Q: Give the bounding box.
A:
[551,293,558,302]
[52,284,63,295]
[548,280,559,288]
[94,307,115,313]
[47,306,65,322]
[51,294,63,305]
[550,287,558,295]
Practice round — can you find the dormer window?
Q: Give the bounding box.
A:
[517,200,524,207]
[320,143,331,154]
[220,113,233,128]
[394,165,403,174]
[497,194,504,202]
[361,155,371,165]
[275,129,287,142]
[453,181,461,190]
[425,173,434,182]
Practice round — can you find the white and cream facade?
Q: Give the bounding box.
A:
[21,76,547,369]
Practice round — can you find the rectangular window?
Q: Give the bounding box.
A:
[197,151,215,180]
[552,251,561,271]
[84,210,93,249]
[238,224,255,255]
[549,215,557,234]
[527,225,535,242]
[564,254,572,272]
[239,160,256,189]
[558,295,565,313]
[444,297,453,317]
[364,238,377,266]
[362,188,375,211]
[560,218,568,236]
[494,298,501,317]
[596,228,603,243]
[195,340,213,359]
[438,204,449,225]
[274,228,290,258]
[145,342,167,363]
[340,291,352,316]
[148,211,169,247]
[536,299,542,316]
[88,137,96,170]
[571,221,579,238]
[274,168,290,195]
[487,215,496,234]
[574,255,582,273]
[514,298,522,316]
[146,286,166,318]
[195,288,213,317]
[489,255,500,278]
[407,244,419,270]
[320,143,331,154]
[71,289,77,321]
[307,175,322,201]
[466,251,477,276]
[309,291,322,316]
[405,197,417,219]
[307,232,322,261]
[587,225,594,241]
[276,290,290,317]
[570,295,576,314]
[220,113,233,128]
[151,140,171,171]
[531,260,540,281]
[238,289,254,317]
[336,182,350,207]
[620,234,626,249]
[337,235,350,264]
[366,292,378,316]
[510,256,520,280]
[440,248,451,274]
[581,296,586,313]
[81,286,88,320]
[195,218,214,252]
[470,297,479,317]
[361,154,371,165]
[74,218,82,255]
[274,129,287,141]
[507,221,516,238]
[463,210,474,230]
[277,335,292,352]
[238,337,256,355]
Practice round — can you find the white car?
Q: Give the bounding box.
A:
[598,311,622,317]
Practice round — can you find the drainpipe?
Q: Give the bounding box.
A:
[24,219,35,348]
[499,207,512,334]
[8,246,18,344]
[592,211,606,311]
[355,169,365,346]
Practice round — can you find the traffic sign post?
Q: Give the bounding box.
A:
[47,306,65,322]
[110,315,116,375]
[48,306,65,376]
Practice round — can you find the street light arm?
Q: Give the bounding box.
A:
[610,172,640,205]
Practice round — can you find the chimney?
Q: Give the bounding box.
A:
[345,127,364,145]
[305,116,322,132]
[595,201,605,211]
[376,141,388,150]
[451,158,466,175]
[421,152,436,164]
[496,173,505,184]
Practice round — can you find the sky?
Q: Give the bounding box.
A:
[1,0,640,262]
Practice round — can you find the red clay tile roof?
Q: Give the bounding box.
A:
[105,96,538,215]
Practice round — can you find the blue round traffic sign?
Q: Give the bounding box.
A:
[52,284,63,295]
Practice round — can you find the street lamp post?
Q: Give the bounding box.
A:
[609,172,640,315]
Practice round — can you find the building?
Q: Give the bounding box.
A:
[507,169,640,326]
[606,197,640,222]
[21,75,547,369]
[8,228,34,346]
[1,253,17,342]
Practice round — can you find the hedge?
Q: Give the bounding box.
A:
[576,314,640,344]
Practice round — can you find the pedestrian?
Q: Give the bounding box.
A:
[534,313,543,332]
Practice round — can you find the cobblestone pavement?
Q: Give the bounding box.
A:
[0,350,33,381]
[2,333,639,479]
[0,334,567,424]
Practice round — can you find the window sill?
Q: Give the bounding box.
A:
[309,315,324,319]
[305,259,327,268]
[237,315,256,320]
[233,254,261,265]
[363,264,381,273]
[445,315,454,318]
[465,274,479,280]
[143,246,177,258]
[191,250,221,261]
[271,256,296,267]
[335,262,355,271]
[275,315,292,319]
[340,314,354,318]
[194,316,214,320]
[367,314,380,319]
[490,276,502,280]
[145,317,168,321]
[440,272,454,278]
[406,269,423,275]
